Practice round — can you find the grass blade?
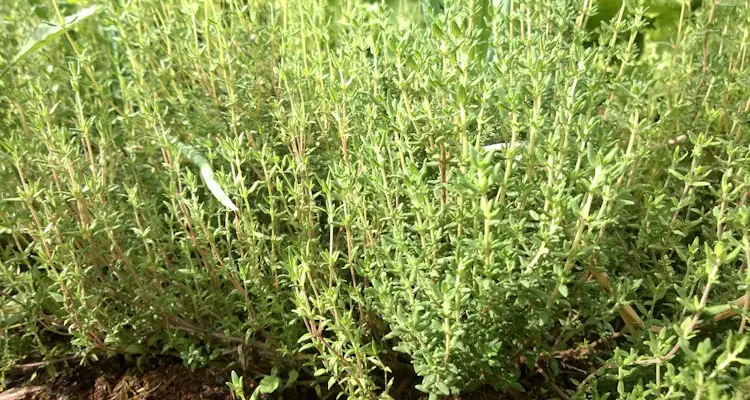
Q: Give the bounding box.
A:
[176,141,238,212]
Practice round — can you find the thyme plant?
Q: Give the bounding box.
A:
[1,0,749,398]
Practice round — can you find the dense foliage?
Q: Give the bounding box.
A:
[1,0,749,398]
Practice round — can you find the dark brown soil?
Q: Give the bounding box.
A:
[2,356,232,400]
[2,355,559,400]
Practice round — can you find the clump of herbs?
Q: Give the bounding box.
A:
[1,0,749,398]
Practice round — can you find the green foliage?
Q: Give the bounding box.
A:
[228,371,247,400]
[1,0,749,398]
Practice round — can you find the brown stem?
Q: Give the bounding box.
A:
[12,356,81,372]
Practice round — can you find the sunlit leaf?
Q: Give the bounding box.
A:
[13,6,103,64]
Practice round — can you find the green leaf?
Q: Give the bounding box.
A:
[123,344,145,354]
[587,143,596,166]
[432,23,443,38]
[228,371,246,399]
[501,0,511,16]
[668,168,685,180]
[175,141,238,211]
[457,85,467,103]
[13,6,103,64]
[257,375,280,393]
[436,381,450,395]
[250,375,280,400]
[286,370,299,386]
[705,304,731,315]
[451,21,461,37]
[558,284,569,298]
